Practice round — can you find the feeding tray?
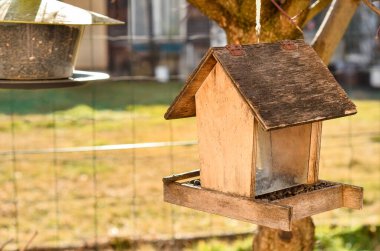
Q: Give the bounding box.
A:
[0,0,123,80]
[163,170,363,231]
[0,70,109,89]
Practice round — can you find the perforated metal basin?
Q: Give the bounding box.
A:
[0,0,123,80]
[0,23,84,80]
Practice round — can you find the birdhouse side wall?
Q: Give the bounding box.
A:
[256,123,311,195]
[255,121,322,195]
[196,63,256,197]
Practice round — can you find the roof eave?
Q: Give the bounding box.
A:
[263,108,357,131]
[164,48,219,120]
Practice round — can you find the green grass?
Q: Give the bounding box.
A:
[0,81,182,115]
[185,225,380,251]
[0,81,378,249]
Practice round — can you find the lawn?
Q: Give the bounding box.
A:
[0,81,378,250]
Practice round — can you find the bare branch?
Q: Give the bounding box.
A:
[269,0,304,33]
[0,239,13,251]
[362,0,380,15]
[21,231,38,251]
[312,0,361,63]
[302,0,333,26]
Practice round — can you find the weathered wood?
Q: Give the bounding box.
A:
[275,184,343,220]
[196,63,255,197]
[164,176,363,231]
[196,65,219,191]
[165,50,216,120]
[307,122,322,183]
[164,182,293,231]
[165,40,357,131]
[162,169,200,183]
[343,184,363,210]
[214,40,356,130]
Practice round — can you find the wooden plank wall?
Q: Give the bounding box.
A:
[196,63,256,197]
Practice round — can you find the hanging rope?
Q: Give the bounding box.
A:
[256,0,261,43]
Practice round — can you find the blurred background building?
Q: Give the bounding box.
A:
[64,0,380,88]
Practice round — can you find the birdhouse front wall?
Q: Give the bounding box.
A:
[196,63,256,197]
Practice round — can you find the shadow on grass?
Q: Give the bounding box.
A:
[0,81,183,115]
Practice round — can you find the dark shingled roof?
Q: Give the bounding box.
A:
[165,40,356,131]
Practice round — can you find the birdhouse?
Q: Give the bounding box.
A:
[163,40,363,231]
[0,0,123,80]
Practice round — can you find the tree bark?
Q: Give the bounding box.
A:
[187,0,312,44]
[253,218,315,251]
[186,0,360,250]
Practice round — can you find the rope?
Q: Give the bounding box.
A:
[256,0,261,43]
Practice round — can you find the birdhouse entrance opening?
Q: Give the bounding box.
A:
[255,123,312,195]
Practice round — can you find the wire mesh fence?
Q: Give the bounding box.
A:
[0,81,378,250]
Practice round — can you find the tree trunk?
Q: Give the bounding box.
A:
[186,0,360,250]
[253,218,315,251]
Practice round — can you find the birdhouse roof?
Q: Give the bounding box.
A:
[165,40,356,131]
[0,0,124,25]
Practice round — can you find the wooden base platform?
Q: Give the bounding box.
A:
[163,170,363,231]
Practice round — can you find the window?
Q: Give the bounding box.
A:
[129,0,186,39]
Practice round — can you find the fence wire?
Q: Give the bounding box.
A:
[0,81,378,251]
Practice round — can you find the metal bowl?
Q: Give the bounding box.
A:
[0,23,84,80]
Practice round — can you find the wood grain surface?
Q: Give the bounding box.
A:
[196,64,255,197]
[165,40,356,131]
[164,182,293,231]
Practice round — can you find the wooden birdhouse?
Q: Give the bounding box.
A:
[163,40,363,231]
[0,0,123,80]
